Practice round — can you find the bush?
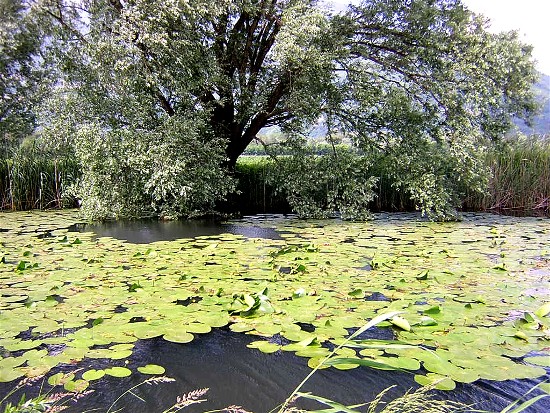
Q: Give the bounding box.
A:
[267,144,377,220]
[72,117,236,220]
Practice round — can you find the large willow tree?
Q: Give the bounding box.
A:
[35,0,537,219]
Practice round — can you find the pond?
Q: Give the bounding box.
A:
[0,210,549,412]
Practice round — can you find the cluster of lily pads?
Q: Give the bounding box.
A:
[0,210,549,395]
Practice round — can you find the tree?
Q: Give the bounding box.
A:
[36,0,537,219]
[0,0,51,156]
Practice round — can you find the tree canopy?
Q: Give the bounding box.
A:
[4,0,538,219]
[0,0,52,155]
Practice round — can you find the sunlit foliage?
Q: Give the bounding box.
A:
[25,0,538,219]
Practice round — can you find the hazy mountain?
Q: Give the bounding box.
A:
[514,72,550,136]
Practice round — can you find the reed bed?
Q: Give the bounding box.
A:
[1,138,548,215]
[464,138,550,213]
[0,146,80,211]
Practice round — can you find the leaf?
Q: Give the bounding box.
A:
[514,331,529,341]
[185,323,211,334]
[390,316,411,331]
[501,395,550,413]
[348,289,365,298]
[64,379,89,393]
[419,316,437,326]
[247,341,281,354]
[534,302,550,318]
[0,367,24,382]
[540,383,550,395]
[423,305,441,314]
[295,392,364,413]
[137,364,165,375]
[163,331,194,344]
[243,294,256,308]
[82,369,105,381]
[16,261,28,271]
[523,356,550,367]
[416,270,429,280]
[414,373,456,391]
[349,311,403,340]
[104,367,132,377]
[128,282,142,292]
[325,357,403,371]
[48,372,75,386]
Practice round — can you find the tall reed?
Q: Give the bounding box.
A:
[0,142,80,211]
[464,137,550,213]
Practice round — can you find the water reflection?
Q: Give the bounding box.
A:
[70,218,282,243]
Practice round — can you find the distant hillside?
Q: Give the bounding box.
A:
[514,72,550,136]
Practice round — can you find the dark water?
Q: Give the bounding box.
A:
[2,329,548,412]
[69,216,283,243]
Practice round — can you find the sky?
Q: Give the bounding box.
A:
[326,0,550,75]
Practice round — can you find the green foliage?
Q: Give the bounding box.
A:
[0,0,52,155]
[268,142,377,220]
[2,395,53,413]
[235,135,550,218]
[70,117,235,220]
[326,0,537,219]
[28,0,538,220]
[0,374,74,413]
[233,157,289,214]
[384,135,490,220]
[0,139,80,211]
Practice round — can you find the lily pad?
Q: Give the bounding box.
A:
[48,372,75,386]
[1,210,550,386]
[82,369,106,381]
[104,367,132,378]
[0,367,24,382]
[535,302,550,318]
[247,341,281,354]
[137,364,165,375]
[163,331,194,344]
[414,373,456,390]
[524,356,550,367]
[64,379,89,393]
[390,316,411,332]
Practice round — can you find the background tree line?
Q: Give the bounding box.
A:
[0,0,545,220]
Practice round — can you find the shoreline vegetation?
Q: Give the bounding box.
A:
[1,136,548,219]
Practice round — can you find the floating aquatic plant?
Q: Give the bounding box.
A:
[0,210,548,393]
